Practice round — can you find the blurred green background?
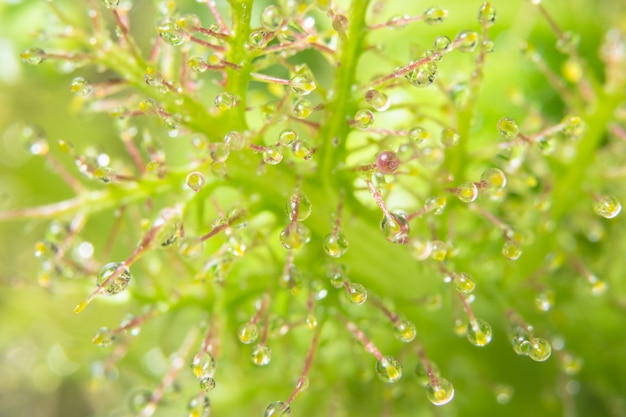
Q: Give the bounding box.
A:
[1,1,626,416]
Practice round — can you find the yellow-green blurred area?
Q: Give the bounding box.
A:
[1,1,626,417]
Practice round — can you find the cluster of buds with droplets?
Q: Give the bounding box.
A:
[2,0,626,416]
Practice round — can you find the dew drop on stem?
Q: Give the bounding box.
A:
[70,77,92,97]
[251,344,272,366]
[423,6,448,25]
[264,401,291,417]
[238,322,259,344]
[593,195,621,219]
[365,89,390,111]
[497,117,520,140]
[20,47,46,65]
[375,356,403,383]
[323,232,349,258]
[381,211,409,244]
[263,148,283,165]
[426,378,455,406]
[528,338,552,362]
[455,30,479,53]
[97,262,131,295]
[191,352,216,379]
[466,319,492,346]
[185,171,205,192]
[345,282,367,305]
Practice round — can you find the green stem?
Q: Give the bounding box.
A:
[317,0,372,196]
[225,0,254,131]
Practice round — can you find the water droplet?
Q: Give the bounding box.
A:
[215,92,238,110]
[345,282,367,305]
[477,2,496,27]
[423,6,448,25]
[157,22,187,46]
[483,39,495,53]
[249,30,270,48]
[375,356,403,383]
[480,168,507,192]
[426,378,455,405]
[285,198,312,223]
[394,319,416,343]
[278,129,298,146]
[222,131,246,152]
[210,143,230,163]
[264,401,291,417]
[280,265,303,293]
[420,146,444,167]
[305,314,317,329]
[466,319,492,346]
[70,76,92,97]
[100,0,119,9]
[191,352,216,379]
[440,127,459,147]
[291,139,312,159]
[494,384,513,404]
[561,353,583,375]
[94,166,114,183]
[332,13,349,32]
[528,338,551,362]
[397,141,417,162]
[593,195,621,219]
[365,89,390,112]
[408,237,432,260]
[279,223,311,250]
[381,211,410,244]
[293,98,313,118]
[262,148,283,165]
[502,241,522,260]
[512,331,530,355]
[92,327,115,347]
[455,30,479,53]
[433,35,452,53]
[556,31,580,54]
[34,240,59,259]
[425,196,446,215]
[199,376,216,392]
[227,234,247,257]
[353,109,375,129]
[406,62,438,87]
[188,56,208,72]
[430,240,448,261]
[323,232,349,258]
[260,5,283,31]
[561,115,584,139]
[13,122,48,155]
[326,264,347,289]
[238,322,259,344]
[144,67,164,88]
[456,182,478,203]
[497,117,519,139]
[588,278,608,296]
[187,395,210,417]
[185,171,205,192]
[97,262,131,295]
[450,83,471,107]
[57,139,75,155]
[251,344,272,366]
[453,319,467,336]
[375,150,400,174]
[129,389,152,414]
[534,290,554,312]
[454,273,476,294]
[290,74,316,96]
[408,126,430,143]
